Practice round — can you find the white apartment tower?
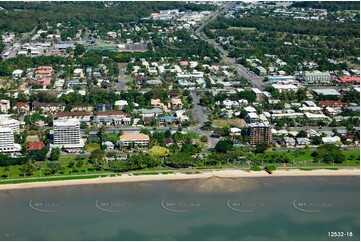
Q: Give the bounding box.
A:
[53,119,83,149]
[0,115,20,134]
[0,127,21,153]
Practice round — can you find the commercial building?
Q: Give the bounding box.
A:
[119,133,150,147]
[271,84,298,93]
[336,76,360,84]
[0,127,21,153]
[53,119,83,149]
[303,71,331,84]
[267,76,296,83]
[313,88,341,97]
[247,122,272,145]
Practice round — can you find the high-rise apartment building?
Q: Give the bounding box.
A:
[247,122,272,145]
[0,127,21,153]
[53,119,83,149]
[0,115,20,134]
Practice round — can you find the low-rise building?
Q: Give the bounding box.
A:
[284,137,296,147]
[318,100,348,108]
[54,112,92,123]
[171,98,183,109]
[13,103,30,113]
[93,111,130,126]
[115,100,128,110]
[134,108,163,118]
[0,100,10,113]
[95,104,113,112]
[71,105,94,112]
[102,141,115,150]
[119,133,150,147]
[246,113,259,123]
[35,66,53,78]
[272,84,298,93]
[12,69,24,78]
[296,138,311,146]
[322,136,341,144]
[313,88,341,97]
[32,101,65,112]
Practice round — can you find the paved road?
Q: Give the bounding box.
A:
[188,90,220,148]
[190,90,208,126]
[194,3,265,89]
[289,126,347,131]
[116,64,128,91]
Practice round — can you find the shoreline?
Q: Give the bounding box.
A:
[0,168,359,191]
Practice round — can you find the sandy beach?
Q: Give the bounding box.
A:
[0,168,359,191]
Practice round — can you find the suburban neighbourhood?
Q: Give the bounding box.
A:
[0,1,359,180]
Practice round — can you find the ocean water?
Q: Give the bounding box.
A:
[0,176,359,241]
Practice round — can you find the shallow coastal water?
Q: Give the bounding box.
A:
[0,176,359,241]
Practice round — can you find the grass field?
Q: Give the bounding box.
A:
[94,40,117,48]
[267,148,360,167]
[228,27,257,31]
[213,119,246,128]
[85,143,100,152]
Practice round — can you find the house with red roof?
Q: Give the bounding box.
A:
[37,78,52,89]
[35,66,53,78]
[13,102,30,113]
[318,100,349,108]
[179,61,189,67]
[336,76,360,84]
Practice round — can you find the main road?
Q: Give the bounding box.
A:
[2,25,38,58]
[194,2,265,89]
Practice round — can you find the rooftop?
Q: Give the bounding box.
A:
[313,89,341,96]
[119,133,150,141]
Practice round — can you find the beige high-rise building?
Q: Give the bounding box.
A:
[248,123,272,145]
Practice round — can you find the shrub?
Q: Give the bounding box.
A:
[265,165,277,171]
[250,166,262,171]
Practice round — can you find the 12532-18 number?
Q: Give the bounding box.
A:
[328,232,353,237]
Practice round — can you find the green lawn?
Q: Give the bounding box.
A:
[267,148,360,167]
[107,134,118,143]
[94,40,117,48]
[85,143,100,152]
